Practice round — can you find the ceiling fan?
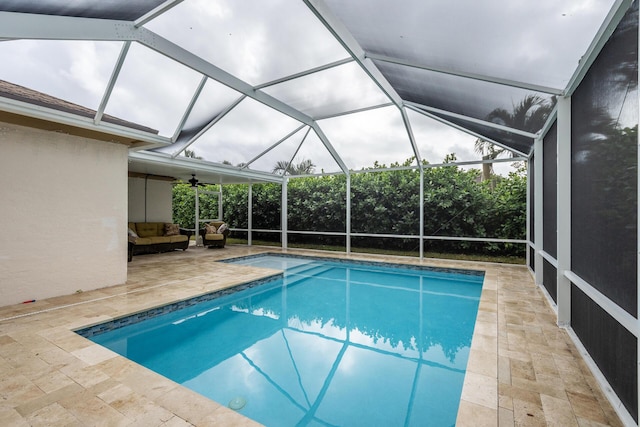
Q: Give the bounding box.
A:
[188,174,208,188]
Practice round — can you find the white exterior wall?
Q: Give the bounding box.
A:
[0,121,128,306]
[128,177,173,223]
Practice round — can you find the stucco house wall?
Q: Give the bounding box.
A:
[0,121,128,305]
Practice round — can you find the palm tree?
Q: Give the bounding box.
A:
[476,94,555,182]
[474,138,511,182]
[272,159,315,175]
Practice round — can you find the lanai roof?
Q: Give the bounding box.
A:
[0,0,629,181]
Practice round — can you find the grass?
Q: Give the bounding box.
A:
[226,238,525,265]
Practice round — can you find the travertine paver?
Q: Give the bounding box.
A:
[0,245,625,426]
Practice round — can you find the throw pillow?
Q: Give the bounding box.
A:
[205,223,217,234]
[217,223,229,234]
[165,223,180,236]
[127,228,139,238]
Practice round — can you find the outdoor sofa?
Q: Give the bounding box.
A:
[127,222,194,261]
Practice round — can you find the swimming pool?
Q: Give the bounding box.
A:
[80,254,484,426]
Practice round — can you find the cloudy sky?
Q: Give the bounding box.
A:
[0,0,616,175]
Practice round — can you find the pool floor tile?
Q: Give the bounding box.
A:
[0,245,628,426]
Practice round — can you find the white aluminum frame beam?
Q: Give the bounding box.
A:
[95,41,130,125]
[254,58,354,90]
[534,137,544,288]
[282,177,288,249]
[242,125,307,169]
[311,123,349,173]
[281,127,312,176]
[128,150,283,183]
[556,96,571,326]
[536,106,559,152]
[171,75,207,142]
[169,95,245,158]
[401,107,422,165]
[314,102,394,121]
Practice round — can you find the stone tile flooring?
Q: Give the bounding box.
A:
[0,245,626,426]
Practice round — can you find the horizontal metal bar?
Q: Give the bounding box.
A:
[352,232,420,239]
[231,228,526,245]
[282,153,527,180]
[314,102,395,120]
[254,57,354,90]
[423,235,527,244]
[287,230,346,236]
[539,250,558,268]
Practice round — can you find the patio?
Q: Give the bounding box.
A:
[0,245,624,426]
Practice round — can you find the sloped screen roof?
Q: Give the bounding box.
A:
[0,0,624,179]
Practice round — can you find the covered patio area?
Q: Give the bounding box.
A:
[0,246,624,426]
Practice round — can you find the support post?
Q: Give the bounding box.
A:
[637,49,640,421]
[534,137,544,287]
[419,166,424,260]
[346,173,351,254]
[248,183,253,246]
[526,153,532,272]
[218,183,223,220]
[282,178,288,249]
[556,96,572,326]
[195,185,201,246]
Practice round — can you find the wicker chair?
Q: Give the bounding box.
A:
[199,221,230,248]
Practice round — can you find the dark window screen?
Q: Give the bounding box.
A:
[542,122,557,258]
[529,246,535,271]
[542,259,557,303]
[571,284,638,421]
[571,1,638,316]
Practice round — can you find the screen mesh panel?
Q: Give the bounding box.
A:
[374,60,554,135]
[529,246,535,271]
[323,0,615,91]
[571,1,638,316]
[542,259,557,302]
[426,111,534,155]
[0,0,165,20]
[571,284,638,421]
[542,121,557,258]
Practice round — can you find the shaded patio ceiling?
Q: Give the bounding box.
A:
[0,0,630,183]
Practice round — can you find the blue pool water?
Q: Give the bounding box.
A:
[84,255,483,426]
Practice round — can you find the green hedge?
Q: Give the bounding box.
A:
[173,159,526,256]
